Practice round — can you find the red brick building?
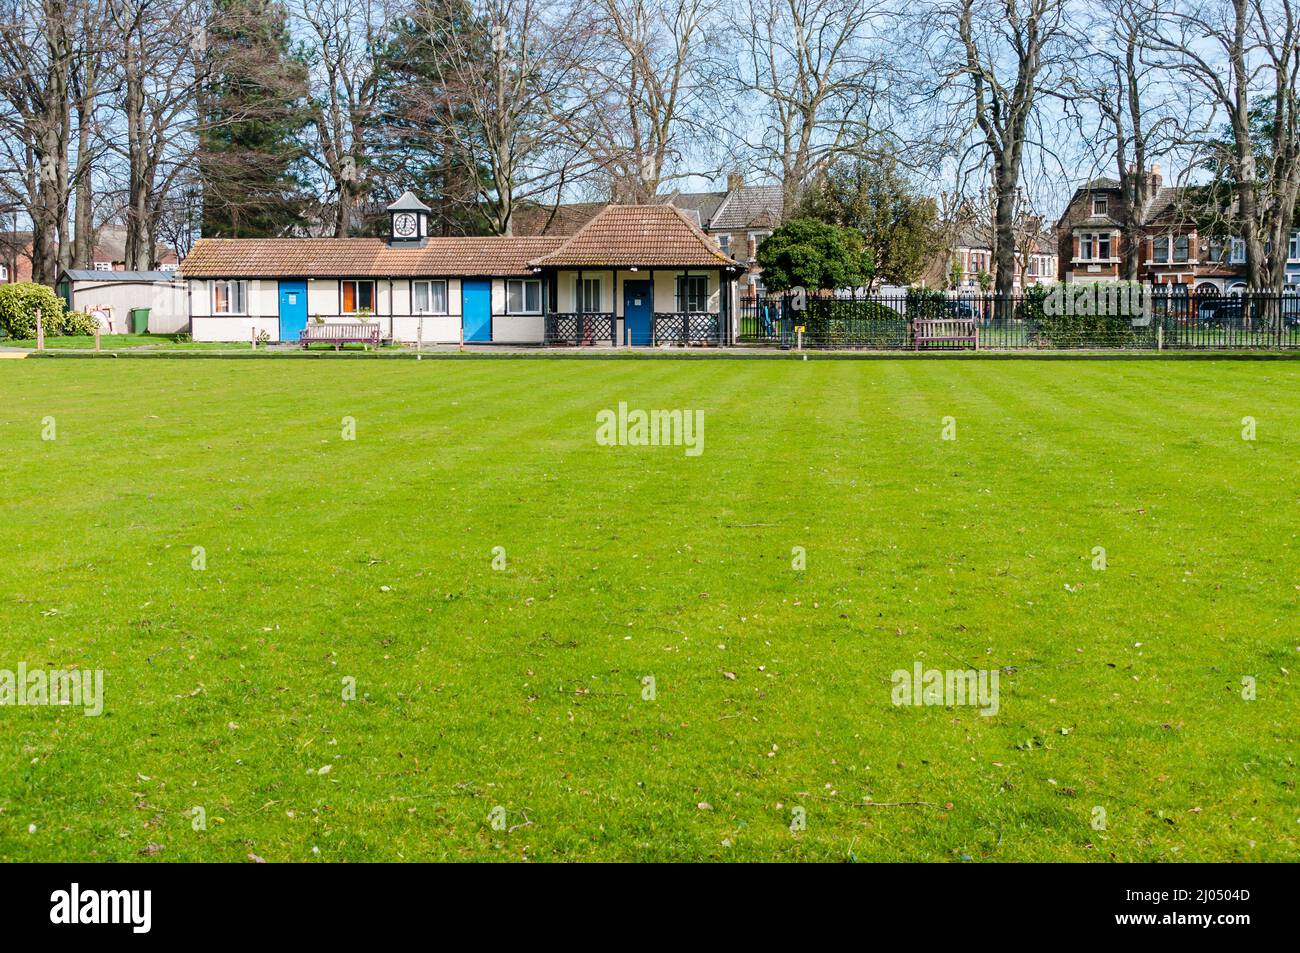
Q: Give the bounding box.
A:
[1054,167,1293,292]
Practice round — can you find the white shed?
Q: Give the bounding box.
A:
[57,270,189,335]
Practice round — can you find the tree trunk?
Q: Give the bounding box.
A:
[1119,168,1146,284]
[31,0,73,286]
[991,161,1018,297]
[73,93,94,268]
[122,26,150,270]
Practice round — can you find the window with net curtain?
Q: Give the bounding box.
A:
[413,280,447,314]
[507,279,541,314]
[577,277,601,313]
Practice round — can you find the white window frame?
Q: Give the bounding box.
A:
[412,279,448,315]
[1289,231,1299,262]
[212,279,248,315]
[1230,238,1246,264]
[1092,196,1108,215]
[158,263,177,272]
[341,279,376,314]
[576,276,602,313]
[506,278,542,315]
[93,261,112,272]
[715,234,731,255]
[1078,232,1114,262]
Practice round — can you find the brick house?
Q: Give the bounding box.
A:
[1055,167,1300,291]
[684,175,783,298]
[951,226,1058,291]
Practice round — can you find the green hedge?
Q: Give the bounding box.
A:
[1019,283,1148,348]
[905,287,952,321]
[799,298,907,347]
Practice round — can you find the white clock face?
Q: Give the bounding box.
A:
[393,213,418,238]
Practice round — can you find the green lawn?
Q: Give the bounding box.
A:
[1,334,393,352]
[0,358,1295,862]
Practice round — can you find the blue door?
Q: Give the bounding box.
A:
[462,280,492,342]
[278,280,307,342]
[624,280,652,345]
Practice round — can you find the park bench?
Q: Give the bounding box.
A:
[299,323,382,350]
[913,318,978,350]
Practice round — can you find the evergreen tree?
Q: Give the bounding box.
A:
[377,2,492,236]
[198,0,310,237]
[800,155,938,289]
[755,219,874,292]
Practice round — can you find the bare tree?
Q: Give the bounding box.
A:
[1066,0,1189,281]
[295,0,394,237]
[738,0,896,217]
[71,0,110,267]
[0,0,76,283]
[106,0,206,270]
[408,0,599,235]
[946,0,1068,296]
[579,0,721,203]
[1149,0,1300,290]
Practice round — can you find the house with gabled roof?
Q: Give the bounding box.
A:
[944,223,1057,292]
[178,194,744,346]
[512,174,784,298]
[701,176,783,296]
[1054,166,1300,292]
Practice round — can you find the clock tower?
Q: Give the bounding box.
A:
[387,191,431,247]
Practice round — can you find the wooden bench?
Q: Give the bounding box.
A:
[913,318,978,350]
[299,323,382,350]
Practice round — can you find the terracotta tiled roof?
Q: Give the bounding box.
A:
[528,204,740,269]
[179,236,566,278]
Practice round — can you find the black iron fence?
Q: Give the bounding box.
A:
[737,288,1300,350]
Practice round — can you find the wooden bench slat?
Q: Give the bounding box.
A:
[913,317,978,350]
[300,323,382,349]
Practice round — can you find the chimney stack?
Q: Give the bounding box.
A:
[726,172,744,192]
[1149,163,1163,190]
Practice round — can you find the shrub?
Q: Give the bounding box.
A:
[905,287,951,321]
[0,283,66,339]
[755,219,873,292]
[62,310,101,336]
